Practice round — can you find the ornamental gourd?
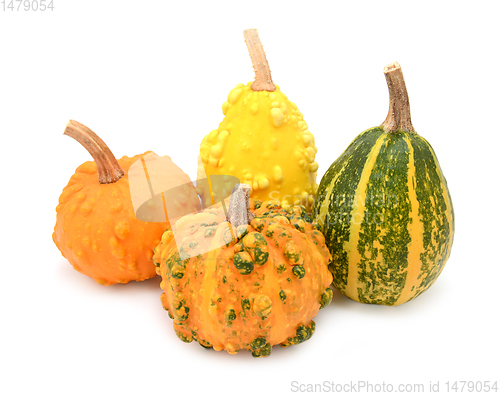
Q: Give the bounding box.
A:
[52,120,200,285]
[197,29,318,211]
[314,63,454,306]
[153,184,333,357]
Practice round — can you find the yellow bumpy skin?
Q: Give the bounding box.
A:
[197,30,318,212]
[199,83,318,210]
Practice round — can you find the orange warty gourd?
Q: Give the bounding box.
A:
[153,184,333,357]
[53,120,200,285]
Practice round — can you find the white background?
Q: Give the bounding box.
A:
[1,1,499,395]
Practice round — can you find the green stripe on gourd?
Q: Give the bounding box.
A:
[356,132,412,305]
[315,127,385,292]
[406,133,454,298]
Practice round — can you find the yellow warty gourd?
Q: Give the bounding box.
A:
[197,29,318,211]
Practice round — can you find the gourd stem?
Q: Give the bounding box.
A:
[381,62,415,133]
[244,29,276,92]
[64,120,125,184]
[226,184,255,227]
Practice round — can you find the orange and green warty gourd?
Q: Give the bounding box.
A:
[198,29,319,212]
[153,184,333,357]
[53,120,200,285]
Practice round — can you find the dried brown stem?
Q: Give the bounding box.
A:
[243,29,276,92]
[226,184,255,227]
[381,62,415,133]
[64,120,125,184]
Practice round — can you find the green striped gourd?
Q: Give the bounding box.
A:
[314,62,454,306]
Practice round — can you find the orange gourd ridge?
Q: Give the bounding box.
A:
[153,184,333,357]
[52,120,200,285]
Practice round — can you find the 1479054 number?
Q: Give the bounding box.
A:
[446,381,498,393]
[1,0,54,11]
